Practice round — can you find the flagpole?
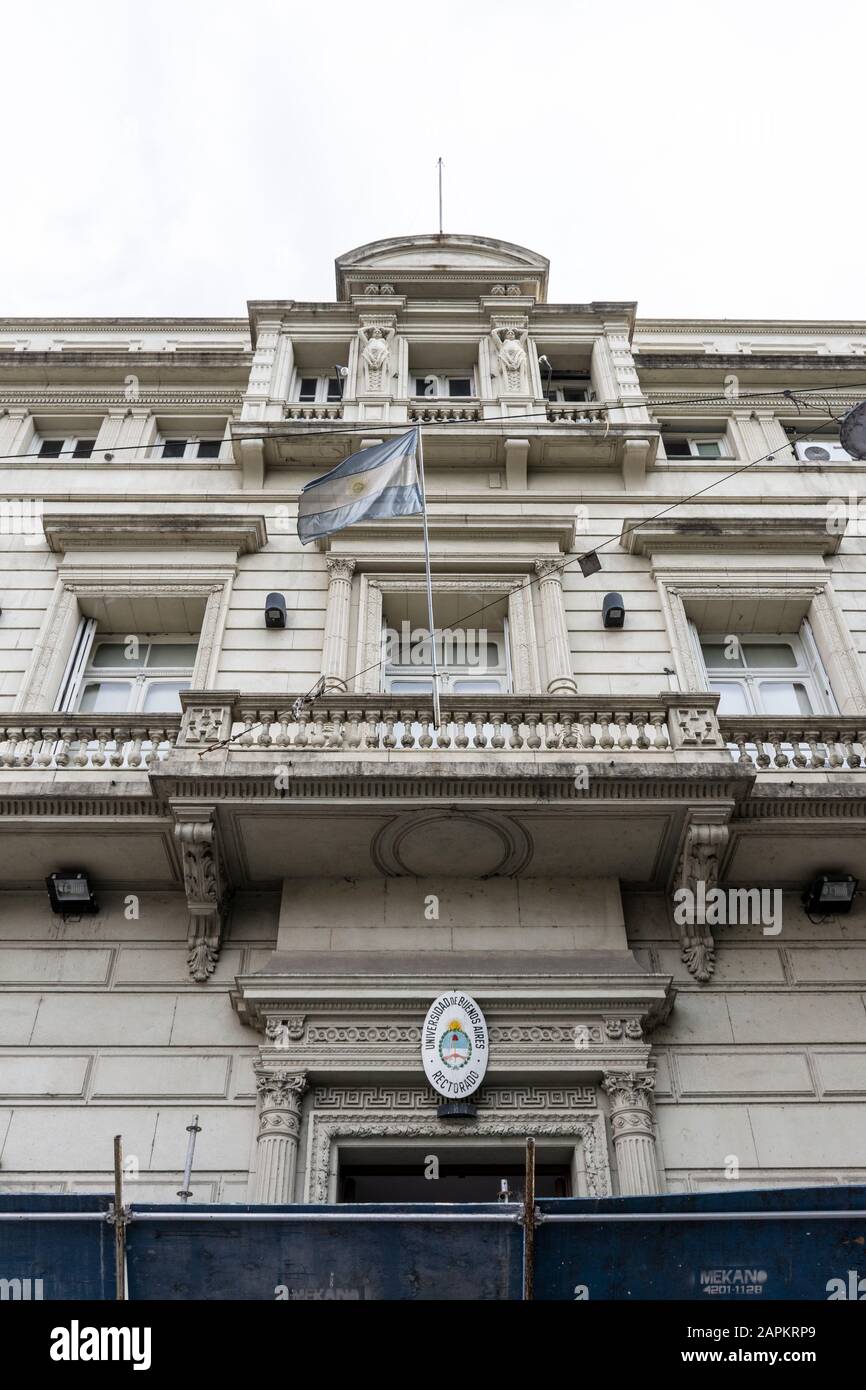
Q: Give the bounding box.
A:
[416,427,442,730]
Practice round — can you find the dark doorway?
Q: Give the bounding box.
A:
[338,1162,571,1203]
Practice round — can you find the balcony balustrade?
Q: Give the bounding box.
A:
[2,703,863,774]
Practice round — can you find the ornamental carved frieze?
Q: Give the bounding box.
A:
[266,1016,307,1046]
[674,818,730,983]
[173,807,230,983]
[603,1018,643,1042]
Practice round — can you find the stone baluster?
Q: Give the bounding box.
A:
[320,558,356,692]
[602,1070,662,1196]
[253,1068,308,1204]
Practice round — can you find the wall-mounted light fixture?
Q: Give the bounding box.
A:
[603,592,626,628]
[46,871,99,916]
[802,873,858,917]
[264,592,287,629]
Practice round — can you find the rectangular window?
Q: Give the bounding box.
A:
[161,439,187,459]
[699,634,825,716]
[195,440,221,459]
[76,636,197,715]
[662,433,725,459]
[298,378,318,402]
[546,376,592,403]
[384,629,509,694]
[413,372,476,399]
[73,439,95,459]
[39,439,65,458]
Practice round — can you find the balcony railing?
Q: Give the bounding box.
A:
[283,403,344,420]
[3,704,863,774]
[720,716,866,771]
[408,401,482,422]
[177,694,696,756]
[0,716,182,770]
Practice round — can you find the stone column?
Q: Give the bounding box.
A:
[534,559,577,694]
[602,1070,662,1195]
[321,558,356,691]
[253,1068,308,1204]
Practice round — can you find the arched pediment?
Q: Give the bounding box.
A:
[335,233,549,301]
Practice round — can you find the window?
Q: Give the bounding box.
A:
[37,437,95,459]
[698,633,832,716]
[545,375,593,403]
[76,637,198,714]
[296,374,342,403]
[413,373,475,399]
[384,628,510,694]
[159,438,223,460]
[662,433,726,459]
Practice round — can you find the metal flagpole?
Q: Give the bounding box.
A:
[416,427,442,729]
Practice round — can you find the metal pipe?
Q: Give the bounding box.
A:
[536,1209,866,1224]
[177,1114,201,1203]
[0,1212,111,1222]
[522,1137,535,1301]
[121,1209,524,1224]
[113,1134,126,1301]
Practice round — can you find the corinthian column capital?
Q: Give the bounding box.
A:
[325,557,356,584]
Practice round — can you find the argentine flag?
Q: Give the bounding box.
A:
[298,428,423,544]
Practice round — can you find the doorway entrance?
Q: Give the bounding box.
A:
[336,1143,573,1203]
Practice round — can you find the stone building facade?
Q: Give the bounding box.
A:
[1,233,865,1203]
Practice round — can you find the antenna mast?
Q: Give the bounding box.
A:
[437,157,443,235]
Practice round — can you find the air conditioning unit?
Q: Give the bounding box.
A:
[794,440,852,463]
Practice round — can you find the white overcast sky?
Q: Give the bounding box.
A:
[3,0,864,321]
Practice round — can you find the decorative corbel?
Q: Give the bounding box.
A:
[173,807,230,983]
[673,818,730,983]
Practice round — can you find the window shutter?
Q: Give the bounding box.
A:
[55,617,97,712]
[799,618,837,714]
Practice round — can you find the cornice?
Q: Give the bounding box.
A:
[43,512,267,555]
[622,516,841,557]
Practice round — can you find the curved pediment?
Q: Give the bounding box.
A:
[335,233,549,301]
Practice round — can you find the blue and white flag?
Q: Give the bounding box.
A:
[297,428,423,544]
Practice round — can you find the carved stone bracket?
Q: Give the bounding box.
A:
[173,807,230,983]
[674,817,731,983]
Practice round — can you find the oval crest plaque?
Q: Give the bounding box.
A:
[422,991,489,1099]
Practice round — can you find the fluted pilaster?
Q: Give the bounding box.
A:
[321,558,356,691]
[253,1068,307,1204]
[534,558,577,694]
[602,1070,661,1195]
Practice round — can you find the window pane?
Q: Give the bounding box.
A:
[694,440,722,458]
[90,642,146,669]
[709,682,751,714]
[758,681,813,715]
[73,440,95,459]
[142,680,190,713]
[743,642,797,669]
[162,439,187,458]
[448,378,472,397]
[78,681,133,712]
[701,642,744,669]
[145,643,198,668]
[326,379,342,401]
[39,440,64,458]
[415,376,437,397]
[662,436,691,456]
[452,678,503,693]
[298,378,317,401]
[388,679,433,694]
[196,440,221,458]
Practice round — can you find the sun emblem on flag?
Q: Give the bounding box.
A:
[349,478,367,496]
[439,1018,472,1069]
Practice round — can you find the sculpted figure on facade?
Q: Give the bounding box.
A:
[491,325,529,392]
[359,324,395,391]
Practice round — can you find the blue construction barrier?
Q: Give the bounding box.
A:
[2,1186,865,1300]
[0,1194,114,1301]
[533,1185,866,1300]
[124,1203,524,1301]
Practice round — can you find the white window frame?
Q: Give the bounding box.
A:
[383,626,511,695]
[75,634,198,715]
[295,373,343,404]
[545,378,593,404]
[34,434,97,460]
[154,435,226,461]
[694,628,837,717]
[412,371,476,400]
